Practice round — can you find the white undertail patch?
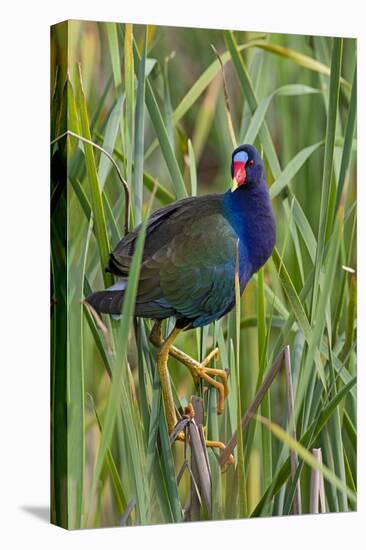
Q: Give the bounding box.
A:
[107,279,127,292]
[107,279,126,320]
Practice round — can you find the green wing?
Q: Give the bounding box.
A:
[137,212,244,325]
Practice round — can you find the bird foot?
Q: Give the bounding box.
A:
[192,350,229,415]
[150,321,229,415]
[177,431,234,465]
[172,405,234,466]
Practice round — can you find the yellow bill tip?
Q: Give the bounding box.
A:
[231,178,239,192]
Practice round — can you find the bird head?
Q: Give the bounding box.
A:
[230,144,264,192]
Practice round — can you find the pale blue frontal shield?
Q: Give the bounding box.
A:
[233,150,249,163]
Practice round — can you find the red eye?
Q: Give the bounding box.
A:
[248,159,255,166]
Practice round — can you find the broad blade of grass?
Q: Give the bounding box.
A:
[257,416,355,504]
[283,197,305,284]
[333,208,356,342]
[251,273,289,319]
[257,268,273,512]
[254,42,351,91]
[326,331,348,510]
[89,396,128,517]
[133,41,187,199]
[343,273,357,361]
[298,208,343,427]
[211,44,237,148]
[206,334,223,520]
[143,347,182,522]
[67,78,81,144]
[69,176,121,251]
[191,75,221,163]
[55,76,67,139]
[106,23,122,89]
[244,85,320,145]
[90,75,113,132]
[124,23,135,216]
[219,347,286,468]
[91,192,154,495]
[291,195,317,262]
[269,141,324,199]
[98,95,125,189]
[158,414,184,522]
[224,30,281,179]
[187,139,197,197]
[272,246,326,391]
[163,52,176,148]
[335,64,357,211]
[74,64,113,289]
[310,38,343,318]
[146,360,163,476]
[235,241,247,517]
[115,391,148,523]
[67,180,93,528]
[239,49,264,141]
[132,28,147,223]
[83,297,112,377]
[284,347,302,514]
[251,376,356,516]
[271,248,312,343]
[97,136,175,204]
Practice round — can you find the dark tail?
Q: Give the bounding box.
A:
[85,290,124,315]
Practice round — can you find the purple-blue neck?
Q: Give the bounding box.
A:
[223,178,276,275]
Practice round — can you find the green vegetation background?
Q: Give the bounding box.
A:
[50,21,357,528]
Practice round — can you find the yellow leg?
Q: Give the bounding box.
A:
[150,320,229,414]
[151,320,233,465]
[156,326,181,433]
